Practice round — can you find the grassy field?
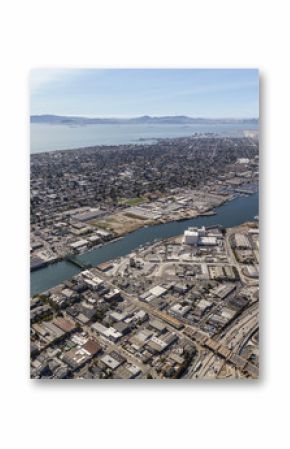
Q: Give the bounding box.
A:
[118,196,147,206]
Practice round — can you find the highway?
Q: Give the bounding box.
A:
[80,266,259,379]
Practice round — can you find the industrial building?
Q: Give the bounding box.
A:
[183,226,217,246]
[184,228,199,245]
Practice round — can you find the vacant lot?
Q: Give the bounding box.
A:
[92,212,152,236]
[118,196,147,206]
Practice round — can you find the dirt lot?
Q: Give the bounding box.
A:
[92,212,153,236]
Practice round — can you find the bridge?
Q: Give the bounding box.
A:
[64,254,92,270]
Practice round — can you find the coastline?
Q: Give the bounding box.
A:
[30,123,259,154]
[31,192,258,296]
[30,197,227,273]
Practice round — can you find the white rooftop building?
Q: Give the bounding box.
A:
[237,158,250,164]
[69,239,88,250]
[184,228,199,245]
[199,236,218,246]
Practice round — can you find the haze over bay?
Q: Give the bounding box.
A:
[30,118,258,153]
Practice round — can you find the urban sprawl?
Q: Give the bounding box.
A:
[30,134,259,379]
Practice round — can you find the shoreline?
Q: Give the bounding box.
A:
[30,199,226,273]
[31,192,258,296]
[30,126,258,155]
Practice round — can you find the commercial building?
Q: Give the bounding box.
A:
[69,239,88,251]
[72,208,104,222]
[234,233,251,249]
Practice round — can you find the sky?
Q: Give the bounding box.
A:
[30,68,259,119]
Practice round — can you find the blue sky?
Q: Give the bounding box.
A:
[30,68,259,118]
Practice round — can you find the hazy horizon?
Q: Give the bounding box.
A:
[31,113,259,120]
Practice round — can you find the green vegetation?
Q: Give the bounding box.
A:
[118,196,147,206]
[36,312,54,323]
[91,220,112,230]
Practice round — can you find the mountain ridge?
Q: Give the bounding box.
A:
[31,115,259,125]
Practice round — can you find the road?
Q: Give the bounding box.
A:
[82,267,258,379]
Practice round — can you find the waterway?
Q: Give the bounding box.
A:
[31,192,258,296]
[30,122,258,154]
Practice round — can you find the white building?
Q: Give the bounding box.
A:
[237,158,250,164]
[199,236,218,246]
[69,239,88,250]
[184,228,199,245]
[199,226,206,237]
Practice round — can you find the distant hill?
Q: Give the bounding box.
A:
[30,115,258,126]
